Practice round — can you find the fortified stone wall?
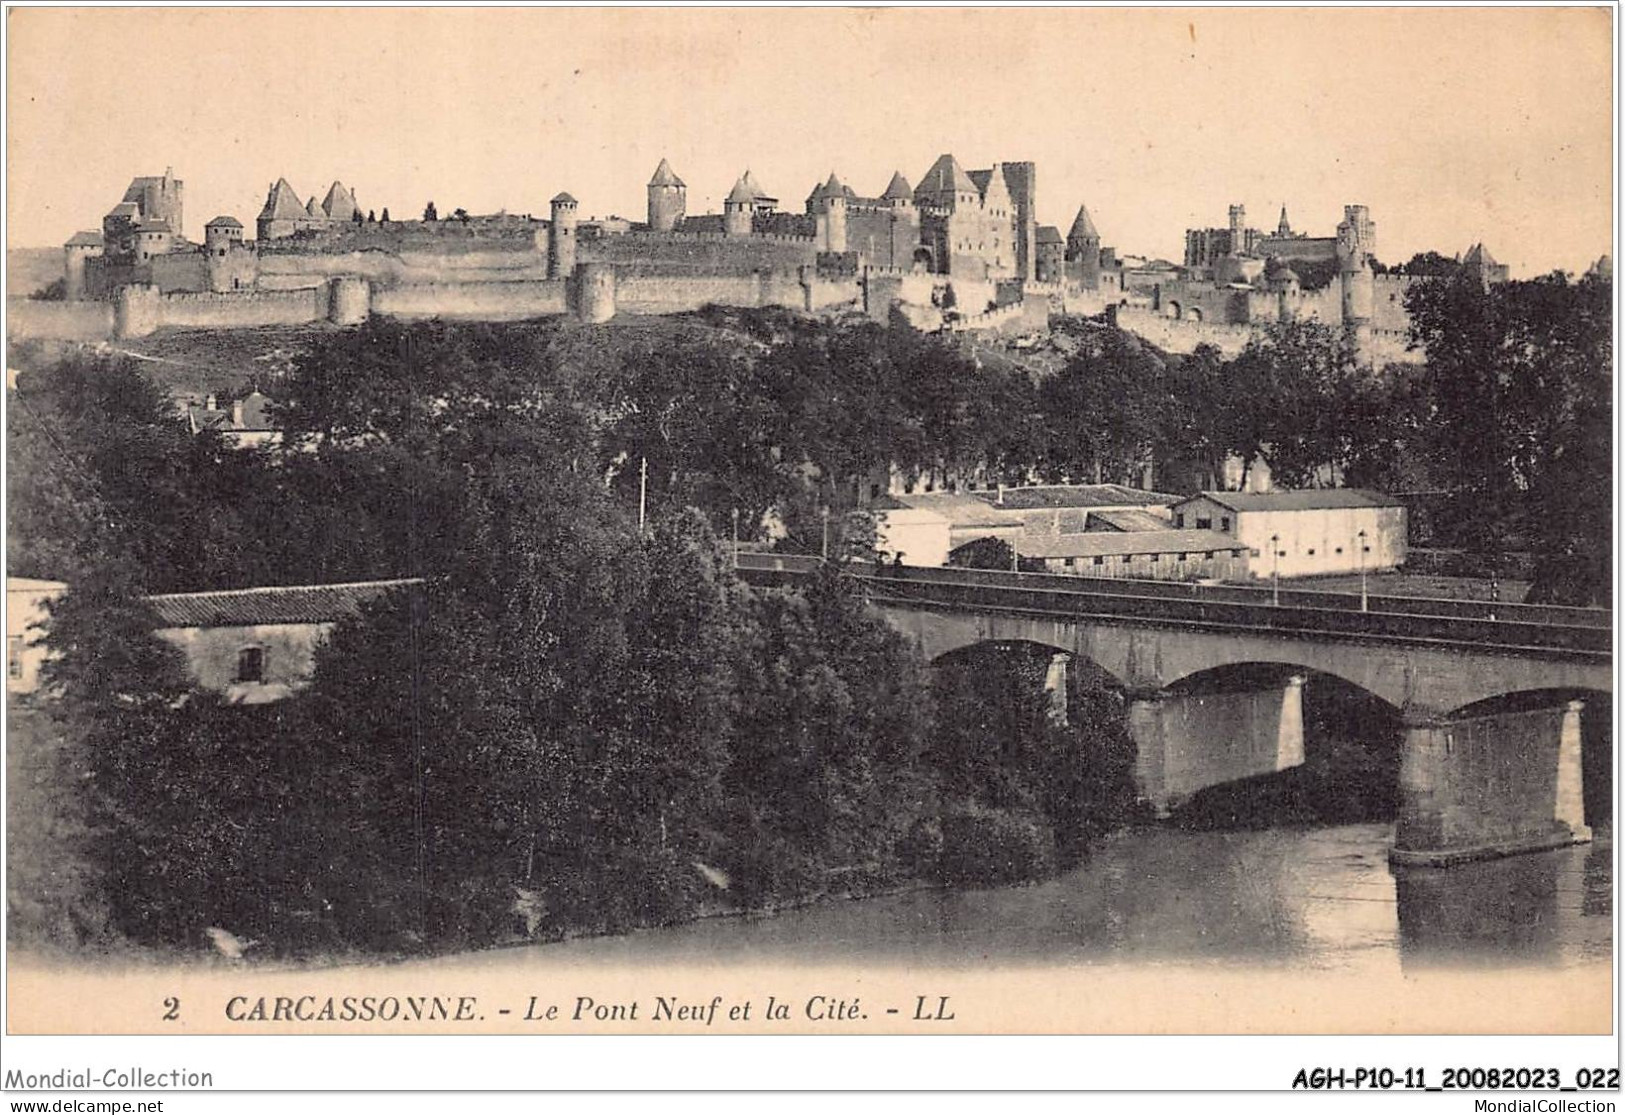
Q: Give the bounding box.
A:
[155,288,326,331]
[1112,305,1256,357]
[370,279,568,320]
[6,297,116,339]
[579,231,819,276]
[256,248,550,290]
[257,220,543,255]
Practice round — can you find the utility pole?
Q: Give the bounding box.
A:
[638,456,648,535]
[1357,528,1368,612]
[731,507,740,569]
[1270,533,1281,606]
[821,506,830,562]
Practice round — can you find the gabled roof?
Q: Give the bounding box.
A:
[648,158,685,188]
[986,484,1181,511]
[121,174,175,203]
[1178,489,1403,513]
[105,201,141,220]
[145,579,423,628]
[916,153,978,196]
[1088,508,1175,533]
[882,171,913,200]
[259,178,307,221]
[1019,529,1243,560]
[65,230,104,247]
[875,492,1023,530]
[1068,204,1100,241]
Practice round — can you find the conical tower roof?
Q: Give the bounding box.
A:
[1464,242,1498,266]
[726,174,757,204]
[648,157,685,188]
[305,196,323,217]
[259,178,306,221]
[1068,204,1100,241]
[322,181,357,221]
[882,171,913,200]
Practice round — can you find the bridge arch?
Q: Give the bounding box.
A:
[1160,658,1403,714]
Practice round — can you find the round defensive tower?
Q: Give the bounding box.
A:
[548,192,579,280]
[327,276,371,326]
[646,158,686,232]
[574,262,616,324]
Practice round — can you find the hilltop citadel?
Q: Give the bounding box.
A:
[41,158,1513,363]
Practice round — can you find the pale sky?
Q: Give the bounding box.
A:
[6,7,1614,277]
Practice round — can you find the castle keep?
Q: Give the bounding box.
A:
[46,161,1509,362]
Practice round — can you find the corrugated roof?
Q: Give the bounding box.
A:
[146,579,422,628]
[1019,529,1243,560]
[1179,489,1403,513]
[876,492,1024,529]
[986,484,1181,510]
[1088,509,1174,532]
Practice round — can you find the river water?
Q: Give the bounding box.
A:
[480,822,1610,972]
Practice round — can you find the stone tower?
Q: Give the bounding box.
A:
[1337,205,1376,359]
[203,216,249,292]
[548,192,578,279]
[1228,203,1246,252]
[62,231,103,301]
[647,158,686,232]
[724,174,756,237]
[809,172,848,254]
[1066,204,1101,290]
[1000,162,1037,281]
[1277,206,1292,237]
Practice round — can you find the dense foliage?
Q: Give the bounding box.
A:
[9,264,1609,954]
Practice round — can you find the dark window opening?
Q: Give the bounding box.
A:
[1195,516,1212,530]
[1220,516,1231,531]
[237,646,265,684]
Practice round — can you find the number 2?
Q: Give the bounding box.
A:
[162,997,180,1021]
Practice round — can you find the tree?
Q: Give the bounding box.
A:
[1405,267,1612,583]
[351,209,363,225]
[1038,328,1166,484]
[423,201,438,222]
[380,207,391,225]
[453,207,470,224]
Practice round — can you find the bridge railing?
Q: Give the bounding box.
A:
[731,553,1609,629]
[732,555,1610,656]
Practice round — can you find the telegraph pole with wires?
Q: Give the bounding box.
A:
[638,456,648,535]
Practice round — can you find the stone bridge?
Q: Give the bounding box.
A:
[738,556,1612,867]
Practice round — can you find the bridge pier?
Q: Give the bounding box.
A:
[1391,701,1591,867]
[1043,653,1070,725]
[1127,676,1306,813]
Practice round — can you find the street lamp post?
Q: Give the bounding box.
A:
[821,506,830,562]
[731,508,740,569]
[1270,533,1281,606]
[1357,528,1369,612]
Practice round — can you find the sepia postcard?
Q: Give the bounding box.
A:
[1,4,1616,1095]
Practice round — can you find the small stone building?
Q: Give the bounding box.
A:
[146,579,420,703]
[1017,530,1247,581]
[1169,489,1407,580]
